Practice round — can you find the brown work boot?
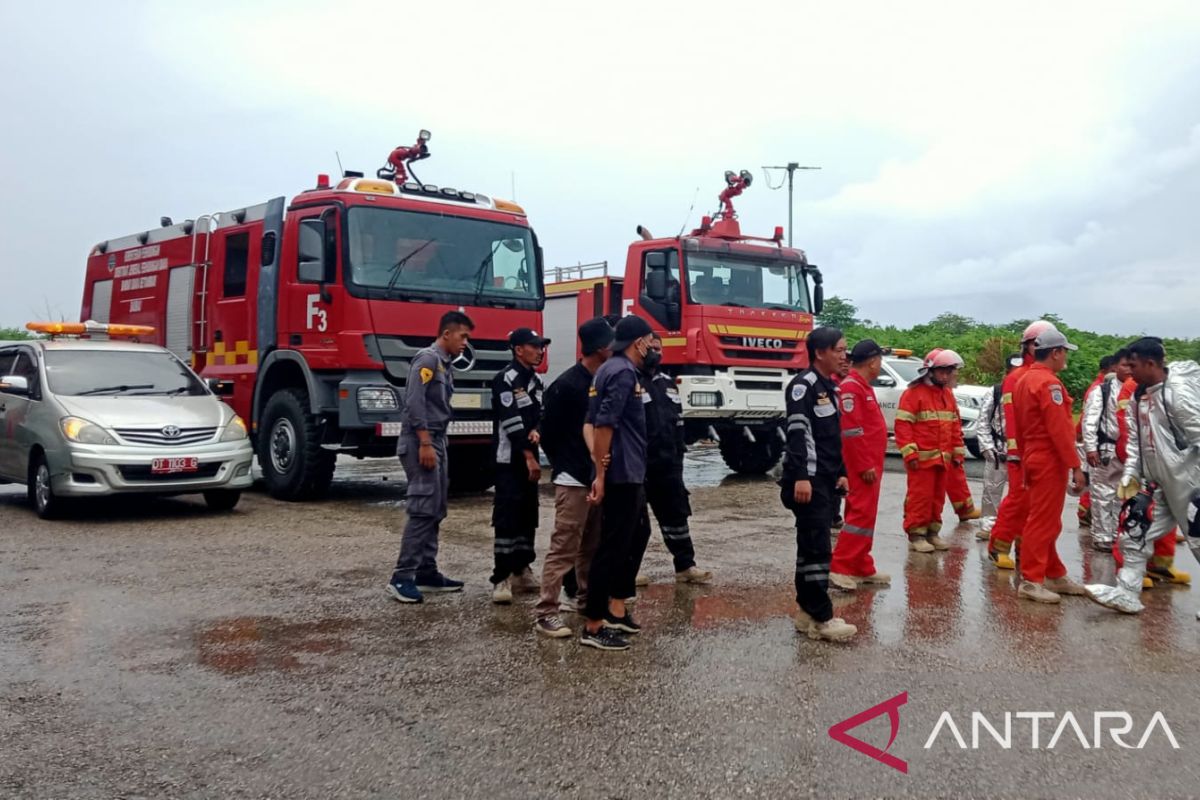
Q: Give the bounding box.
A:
[1045,576,1086,596]
[829,572,858,591]
[675,566,714,584]
[511,567,541,594]
[859,571,891,586]
[806,617,858,642]
[909,537,935,553]
[1018,580,1061,604]
[928,535,951,551]
[958,508,982,521]
[635,573,650,587]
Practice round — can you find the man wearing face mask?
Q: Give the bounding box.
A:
[781,326,856,642]
[581,315,655,651]
[630,333,713,589]
[489,327,550,605]
[894,349,966,553]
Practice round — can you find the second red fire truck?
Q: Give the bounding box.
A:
[544,170,825,474]
[82,131,544,498]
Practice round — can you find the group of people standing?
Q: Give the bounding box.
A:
[384,311,1200,651]
[385,311,711,652]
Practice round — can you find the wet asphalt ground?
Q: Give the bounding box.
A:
[2,447,1199,799]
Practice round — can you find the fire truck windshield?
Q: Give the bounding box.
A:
[347,208,540,305]
[683,253,810,312]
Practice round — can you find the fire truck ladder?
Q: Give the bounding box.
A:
[189,213,220,357]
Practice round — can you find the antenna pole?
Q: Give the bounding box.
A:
[762,162,821,246]
[336,151,345,177]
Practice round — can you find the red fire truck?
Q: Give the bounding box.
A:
[82,131,544,498]
[543,170,824,474]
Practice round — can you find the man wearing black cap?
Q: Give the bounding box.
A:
[781,326,857,641]
[829,339,891,591]
[489,327,550,604]
[581,315,655,651]
[532,317,614,638]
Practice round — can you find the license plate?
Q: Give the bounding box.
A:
[151,457,199,475]
[450,393,483,410]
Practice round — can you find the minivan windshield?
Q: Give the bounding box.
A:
[44,350,208,396]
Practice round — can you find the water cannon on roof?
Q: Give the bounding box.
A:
[377,129,433,185]
[693,169,770,241]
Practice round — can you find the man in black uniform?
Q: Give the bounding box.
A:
[490,327,550,604]
[781,326,857,641]
[631,333,713,587]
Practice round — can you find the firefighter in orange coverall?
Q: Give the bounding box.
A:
[986,319,1057,570]
[829,340,891,590]
[895,349,966,553]
[1110,365,1189,585]
[945,371,981,522]
[1010,328,1087,603]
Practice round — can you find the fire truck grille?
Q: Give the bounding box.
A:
[369,336,513,390]
[114,427,219,446]
[117,462,224,482]
[733,379,786,391]
[720,349,794,361]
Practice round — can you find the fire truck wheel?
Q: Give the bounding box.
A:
[258,388,336,501]
[718,434,783,475]
[28,451,67,520]
[203,490,242,511]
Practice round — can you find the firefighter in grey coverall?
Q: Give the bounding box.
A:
[1081,353,1129,550]
[1086,338,1200,616]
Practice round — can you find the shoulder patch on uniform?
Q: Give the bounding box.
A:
[1050,385,1064,405]
[791,383,807,402]
[419,367,434,384]
[803,372,819,385]
[504,368,518,384]
[842,395,855,413]
[500,391,514,407]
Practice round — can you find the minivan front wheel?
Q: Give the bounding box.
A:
[28,452,65,520]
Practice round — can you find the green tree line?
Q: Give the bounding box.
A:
[0,327,33,341]
[817,297,1200,402]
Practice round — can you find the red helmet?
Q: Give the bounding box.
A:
[1022,320,1056,344]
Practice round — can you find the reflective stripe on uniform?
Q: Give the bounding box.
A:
[915,410,959,422]
[841,523,874,537]
[842,427,864,438]
[895,409,917,423]
[1001,392,1013,405]
[900,443,918,456]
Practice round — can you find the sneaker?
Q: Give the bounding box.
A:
[988,550,1016,570]
[580,627,630,651]
[491,578,513,605]
[928,535,951,551]
[512,567,541,594]
[860,571,891,586]
[675,566,714,584]
[1045,576,1086,596]
[1149,565,1192,585]
[1018,580,1061,604]
[534,616,573,639]
[829,572,859,591]
[635,573,650,587]
[386,580,424,604]
[603,612,642,634]
[806,617,857,642]
[909,537,935,553]
[415,573,464,593]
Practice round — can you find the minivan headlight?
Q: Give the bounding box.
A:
[61,416,116,445]
[220,415,248,441]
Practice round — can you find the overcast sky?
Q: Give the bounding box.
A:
[2,1,1197,336]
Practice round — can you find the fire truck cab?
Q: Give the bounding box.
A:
[83,132,544,499]
[545,171,824,474]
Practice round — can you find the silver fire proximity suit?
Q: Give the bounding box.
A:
[1086,361,1200,614]
[976,385,1008,526]
[1082,372,1124,547]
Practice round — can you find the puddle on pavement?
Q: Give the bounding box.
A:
[194,616,361,675]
